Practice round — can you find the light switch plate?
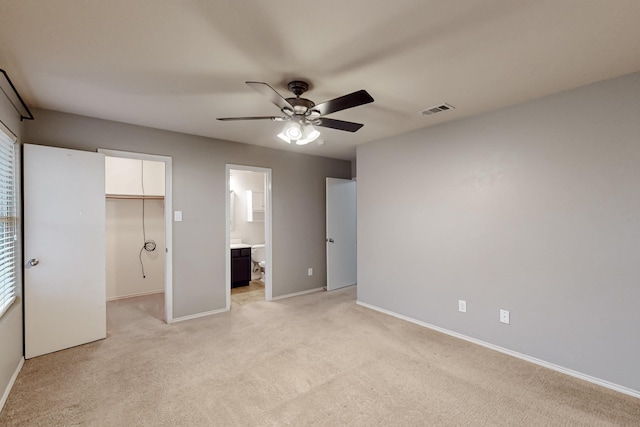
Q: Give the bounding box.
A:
[174,211,183,222]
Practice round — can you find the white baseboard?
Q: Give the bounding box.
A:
[271,287,325,301]
[171,307,229,323]
[106,290,164,301]
[356,300,640,399]
[0,357,24,413]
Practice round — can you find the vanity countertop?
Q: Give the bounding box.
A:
[230,243,252,249]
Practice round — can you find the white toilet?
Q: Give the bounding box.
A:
[250,244,266,280]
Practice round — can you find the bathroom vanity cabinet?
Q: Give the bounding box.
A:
[231,247,251,288]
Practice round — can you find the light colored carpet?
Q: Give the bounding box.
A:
[1,286,638,426]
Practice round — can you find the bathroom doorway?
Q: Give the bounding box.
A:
[226,165,272,309]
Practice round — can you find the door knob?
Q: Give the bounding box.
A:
[28,258,39,266]
[327,238,335,243]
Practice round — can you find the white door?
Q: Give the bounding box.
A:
[326,178,357,291]
[24,144,106,359]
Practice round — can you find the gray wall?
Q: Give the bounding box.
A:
[357,72,640,393]
[0,95,24,407]
[24,109,351,318]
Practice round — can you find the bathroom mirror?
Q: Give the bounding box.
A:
[247,190,265,222]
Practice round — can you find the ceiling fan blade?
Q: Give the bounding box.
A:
[312,89,374,116]
[217,116,285,121]
[315,117,364,132]
[246,81,293,111]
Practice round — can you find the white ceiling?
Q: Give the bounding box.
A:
[2,0,640,161]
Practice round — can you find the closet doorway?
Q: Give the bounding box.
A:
[99,149,173,323]
[226,164,272,308]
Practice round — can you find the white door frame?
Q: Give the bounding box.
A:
[226,164,272,307]
[98,149,174,323]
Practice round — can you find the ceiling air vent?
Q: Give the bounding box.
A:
[420,103,455,116]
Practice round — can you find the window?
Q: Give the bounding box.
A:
[0,126,17,319]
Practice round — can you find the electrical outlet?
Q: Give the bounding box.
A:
[308,268,313,276]
[500,309,510,324]
[458,300,467,313]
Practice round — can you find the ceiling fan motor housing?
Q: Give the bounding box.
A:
[287,80,309,96]
[286,97,315,115]
[284,81,316,116]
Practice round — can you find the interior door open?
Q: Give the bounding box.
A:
[24,144,106,359]
[326,177,357,291]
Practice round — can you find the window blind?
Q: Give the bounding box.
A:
[0,127,16,319]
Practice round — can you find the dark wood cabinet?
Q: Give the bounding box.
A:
[231,247,251,288]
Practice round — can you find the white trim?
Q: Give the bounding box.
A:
[0,120,17,141]
[171,307,229,323]
[226,164,273,310]
[106,290,164,302]
[97,149,174,323]
[0,357,23,413]
[271,287,325,301]
[356,300,640,399]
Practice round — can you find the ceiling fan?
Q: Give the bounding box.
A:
[217,80,374,145]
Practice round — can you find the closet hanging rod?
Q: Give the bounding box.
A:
[0,69,34,121]
[106,194,164,200]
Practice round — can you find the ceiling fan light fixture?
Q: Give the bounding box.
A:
[278,121,303,143]
[277,122,321,145]
[296,125,320,145]
[276,132,291,144]
[285,121,303,139]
